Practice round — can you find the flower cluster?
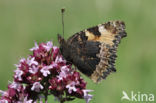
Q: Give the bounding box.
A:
[0,41,93,103]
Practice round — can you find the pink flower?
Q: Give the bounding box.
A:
[25,100,33,103]
[29,65,39,74]
[31,82,43,92]
[27,57,38,66]
[8,81,22,92]
[83,90,93,103]
[66,82,77,94]
[0,90,8,97]
[20,58,26,62]
[30,42,39,51]
[40,65,52,77]
[43,41,53,51]
[55,55,66,64]
[14,69,23,81]
[57,66,71,80]
[23,96,33,103]
[52,46,59,59]
[0,99,8,103]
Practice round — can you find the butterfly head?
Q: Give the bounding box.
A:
[58,34,65,44]
[57,34,70,60]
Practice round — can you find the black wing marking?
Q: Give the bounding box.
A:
[68,39,101,76]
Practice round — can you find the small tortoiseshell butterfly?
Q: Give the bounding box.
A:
[58,21,127,83]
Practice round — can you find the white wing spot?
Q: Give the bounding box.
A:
[113,21,117,27]
[98,25,107,35]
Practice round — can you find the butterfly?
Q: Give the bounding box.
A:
[58,20,127,83]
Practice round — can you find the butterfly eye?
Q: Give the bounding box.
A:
[57,34,62,43]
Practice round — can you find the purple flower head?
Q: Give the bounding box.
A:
[0,41,93,103]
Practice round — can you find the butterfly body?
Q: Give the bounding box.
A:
[58,21,127,83]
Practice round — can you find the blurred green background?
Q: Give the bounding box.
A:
[0,0,156,103]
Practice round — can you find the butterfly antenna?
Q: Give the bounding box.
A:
[61,8,65,38]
